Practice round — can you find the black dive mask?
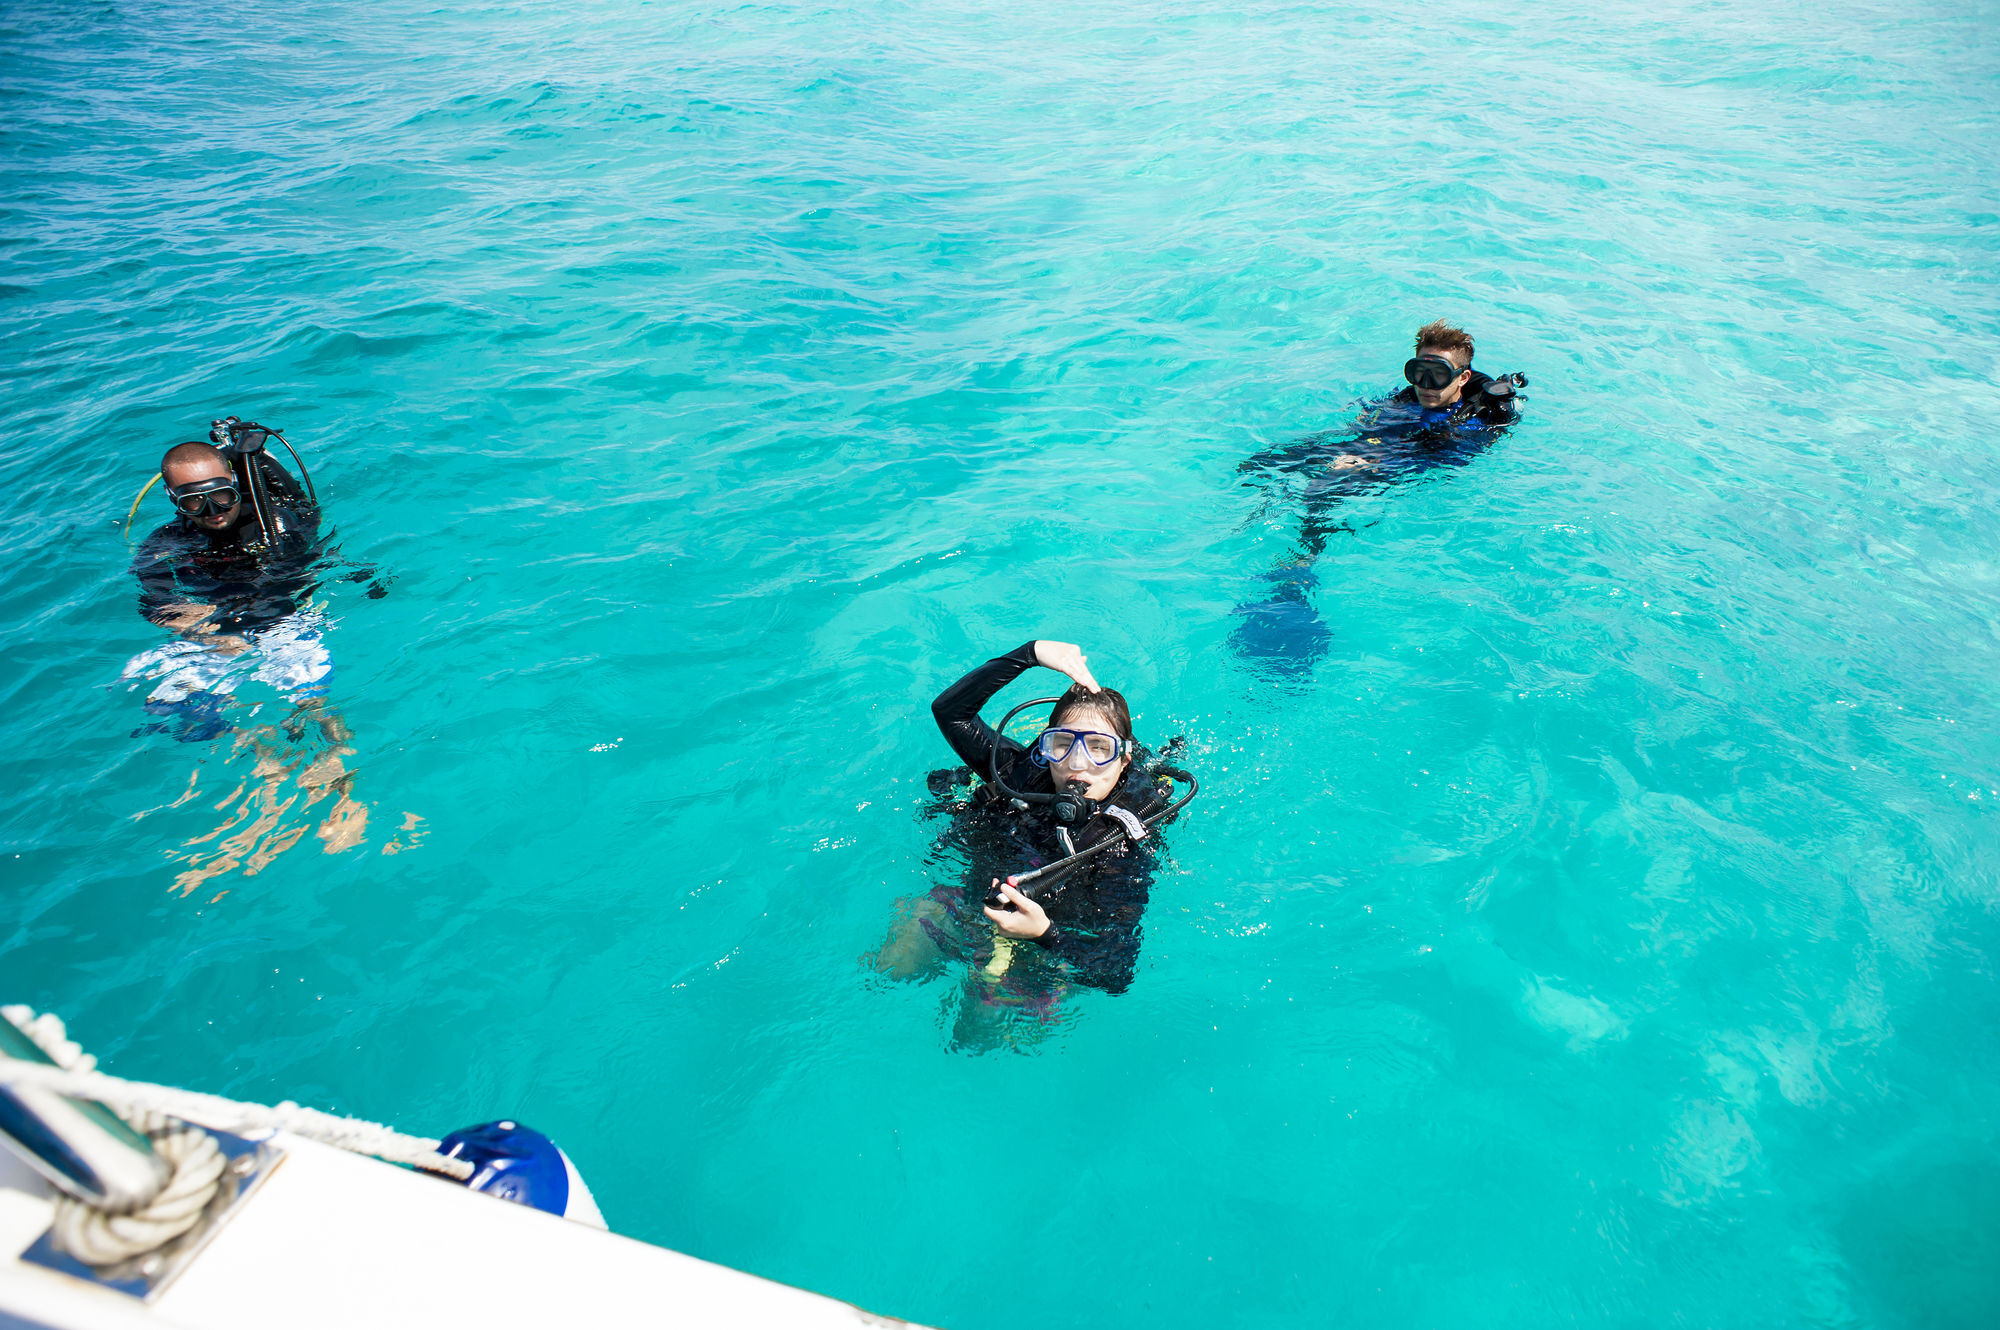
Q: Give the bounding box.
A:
[168,476,242,517]
[1403,355,1465,391]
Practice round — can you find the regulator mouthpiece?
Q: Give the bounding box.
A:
[1051,780,1099,826]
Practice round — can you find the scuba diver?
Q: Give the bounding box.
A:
[870,639,1197,1051]
[126,417,363,728]
[134,429,317,661]
[1230,320,1527,679]
[121,417,395,875]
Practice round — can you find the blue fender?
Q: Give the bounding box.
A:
[436,1120,605,1228]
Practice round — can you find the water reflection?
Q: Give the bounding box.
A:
[127,693,423,901]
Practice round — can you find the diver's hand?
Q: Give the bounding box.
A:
[1328,454,1373,470]
[983,878,1050,938]
[154,602,216,635]
[185,617,249,654]
[1033,640,1101,693]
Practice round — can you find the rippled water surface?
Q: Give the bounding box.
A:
[5,1,2000,1325]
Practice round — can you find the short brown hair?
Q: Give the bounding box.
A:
[1051,684,1133,746]
[1414,319,1475,365]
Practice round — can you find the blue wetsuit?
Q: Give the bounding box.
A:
[1239,370,1522,558]
[1228,371,1523,677]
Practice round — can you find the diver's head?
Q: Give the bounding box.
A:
[1038,683,1134,803]
[161,442,242,533]
[1407,319,1475,409]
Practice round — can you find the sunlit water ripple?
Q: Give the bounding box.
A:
[3,1,1999,1326]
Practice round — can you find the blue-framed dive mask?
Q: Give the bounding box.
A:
[1035,727,1125,767]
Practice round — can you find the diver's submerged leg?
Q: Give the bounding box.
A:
[291,700,368,853]
[947,961,1066,1054]
[1227,559,1331,680]
[868,895,954,982]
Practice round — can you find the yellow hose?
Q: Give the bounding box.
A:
[122,474,161,542]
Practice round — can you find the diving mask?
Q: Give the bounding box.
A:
[1403,355,1466,391]
[168,476,242,517]
[1036,727,1125,767]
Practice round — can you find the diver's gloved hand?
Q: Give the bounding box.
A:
[984,877,1051,939]
[1033,640,1101,693]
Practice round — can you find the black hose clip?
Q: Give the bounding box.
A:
[211,417,272,455]
[208,416,279,545]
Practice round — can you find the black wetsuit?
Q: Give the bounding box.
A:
[135,455,326,635]
[1240,368,1524,558]
[928,641,1173,995]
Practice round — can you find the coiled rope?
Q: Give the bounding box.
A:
[1,1007,473,1267]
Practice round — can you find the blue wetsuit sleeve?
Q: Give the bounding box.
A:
[1241,431,1363,478]
[932,640,1041,771]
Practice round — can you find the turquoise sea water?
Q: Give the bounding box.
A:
[5,0,2000,1324]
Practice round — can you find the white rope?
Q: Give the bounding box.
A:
[1,1006,475,1268]
[6,1007,227,1265]
[51,1125,227,1267]
[0,1058,475,1180]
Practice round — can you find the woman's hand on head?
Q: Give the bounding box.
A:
[983,878,1050,938]
[1033,640,1101,693]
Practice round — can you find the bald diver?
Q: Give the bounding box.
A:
[131,435,323,721]
[1231,319,1526,679]
[126,420,386,734]
[122,416,394,870]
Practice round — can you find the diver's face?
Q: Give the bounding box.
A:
[163,457,242,532]
[1048,708,1129,802]
[1413,347,1471,409]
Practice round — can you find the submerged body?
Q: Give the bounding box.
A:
[1238,369,1524,559]
[127,451,335,729]
[134,452,323,639]
[128,447,388,725]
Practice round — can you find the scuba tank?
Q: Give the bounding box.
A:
[210,416,319,551]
